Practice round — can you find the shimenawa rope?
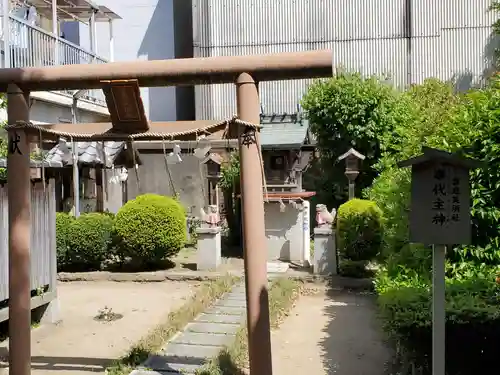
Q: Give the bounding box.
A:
[4,116,261,141]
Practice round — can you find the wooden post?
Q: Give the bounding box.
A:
[236,72,273,375]
[7,84,31,375]
[95,165,104,212]
[432,244,446,375]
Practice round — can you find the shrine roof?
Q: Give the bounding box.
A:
[45,140,141,167]
[259,113,310,149]
[0,158,63,168]
[398,147,483,170]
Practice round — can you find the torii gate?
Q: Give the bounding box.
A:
[0,49,332,375]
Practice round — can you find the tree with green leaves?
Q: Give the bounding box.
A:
[301,71,409,209]
[367,78,500,264]
[366,79,467,256]
[219,151,242,249]
[489,2,500,69]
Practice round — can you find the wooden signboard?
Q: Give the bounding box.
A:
[409,162,471,245]
[399,147,481,245]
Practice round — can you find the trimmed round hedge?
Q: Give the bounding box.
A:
[337,198,384,262]
[65,212,114,271]
[114,193,187,264]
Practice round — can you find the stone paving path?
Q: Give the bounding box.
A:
[130,282,247,375]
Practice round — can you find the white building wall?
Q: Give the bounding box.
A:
[76,0,178,122]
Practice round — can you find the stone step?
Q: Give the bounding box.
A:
[215,298,247,308]
[161,363,201,374]
[185,321,241,335]
[141,353,205,373]
[161,343,223,360]
[225,293,247,300]
[267,261,290,273]
[173,331,235,347]
[131,364,200,375]
[131,370,181,375]
[195,312,245,324]
[205,306,246,316]
[230,287,246,293]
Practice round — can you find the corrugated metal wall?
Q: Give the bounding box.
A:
[193,0,499,120]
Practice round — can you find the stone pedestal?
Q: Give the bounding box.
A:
[196,227,222,271]
[313,227,337,275]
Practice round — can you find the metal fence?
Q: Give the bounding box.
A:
[7,15,107,105]
[0,180,57,309]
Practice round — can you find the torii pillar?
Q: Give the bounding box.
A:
[7,84,32,375]
[236,73,273,375]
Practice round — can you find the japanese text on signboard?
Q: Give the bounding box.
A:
[431,166,461,226]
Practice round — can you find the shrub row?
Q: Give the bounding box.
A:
[375,261,500,375]
[56,194,187,272]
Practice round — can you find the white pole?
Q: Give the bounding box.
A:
[89,10,97,55]
[51,0,57,35]
[302,200,311,266]
[2,0,10,68]
[52,0,59,65]
[73,155,80,217]
[432,244,446,375]
[108,20,114,62]
[71,97,80,217]
[92,13,97,54]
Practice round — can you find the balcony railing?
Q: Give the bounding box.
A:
[6,15,107,106]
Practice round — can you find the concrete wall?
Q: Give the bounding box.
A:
[126,152,208,216]
[64,0,195,121]
[0,95,108,125]
[29,99,108,124]
[264,202,304,262]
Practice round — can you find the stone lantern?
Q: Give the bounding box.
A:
[202,153,223,206]
[337,148,365,200]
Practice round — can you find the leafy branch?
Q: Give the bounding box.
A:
[219,151,240,191]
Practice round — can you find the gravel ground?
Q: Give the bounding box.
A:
[271,287,392,375]
[0,280,199,375]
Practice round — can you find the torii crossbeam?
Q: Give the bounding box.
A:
[0,49,333,375]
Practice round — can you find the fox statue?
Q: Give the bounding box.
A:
[315,204,336,228]
[200,205,221,227]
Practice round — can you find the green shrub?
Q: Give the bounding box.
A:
[55,212,74,270]
[65,213,114,271]
[338,259,373,278]
[364,167,412,257]
[336,199,384,261]
[114,193,186,265]
[375,266,500,375]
